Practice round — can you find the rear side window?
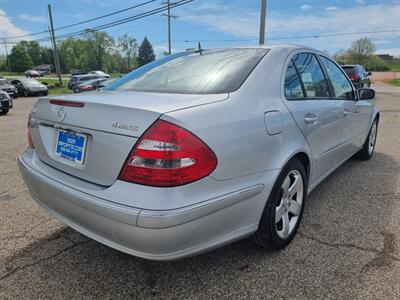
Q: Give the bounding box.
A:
[284,61,305,99]
[115,49,268,94]
[320,57,355,100]
[292,53,330,98]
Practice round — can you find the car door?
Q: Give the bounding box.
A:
[10,80,22,94]
[319,56,372,155]
[283,52,344,183]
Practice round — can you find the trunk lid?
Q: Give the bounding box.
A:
[29,90,228,186]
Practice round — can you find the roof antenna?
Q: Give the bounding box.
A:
[198,42,203,55]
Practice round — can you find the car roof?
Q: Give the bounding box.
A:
[341,64,360,67]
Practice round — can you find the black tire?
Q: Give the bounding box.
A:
[23,89,29,97]
[0,109,9,115]
[354,118,378,160]
[252,158,308,250]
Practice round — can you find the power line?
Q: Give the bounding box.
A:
[181,28,400,43]
[1,0,157,40]
[2,0,193,45]
[55,0,157,31]
[30,0,193,44]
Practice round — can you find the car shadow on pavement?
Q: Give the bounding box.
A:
[1,152,399,298]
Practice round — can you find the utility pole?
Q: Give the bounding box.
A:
[48,4,62,85]
[161,0,178,55]
[3,39,11,72]
[259,0,267,45]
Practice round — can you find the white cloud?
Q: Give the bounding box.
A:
[0,9,31,41]
[18,14,45,22]
[326,6,337,11]
[301,5,312,10]
[356,0,365,4]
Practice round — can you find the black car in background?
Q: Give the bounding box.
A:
[10,78,48,96]
[0,90,13,115]
[341,64,372,89]
[0,78,18,98]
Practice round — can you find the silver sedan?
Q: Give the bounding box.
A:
[18,45,379,260]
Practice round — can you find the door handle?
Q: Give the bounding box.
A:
[304,113,317,124]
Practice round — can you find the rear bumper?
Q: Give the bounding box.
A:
[18,153,267,260]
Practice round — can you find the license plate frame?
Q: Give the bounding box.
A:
[55,130,87,165]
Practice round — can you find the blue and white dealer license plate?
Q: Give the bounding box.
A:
[55,130,87,164]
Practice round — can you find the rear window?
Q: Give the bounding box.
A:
[342,66,356,76]
[115,49,268,94]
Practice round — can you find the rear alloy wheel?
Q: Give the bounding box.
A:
[252,158,307,250]
[355,118,378,160]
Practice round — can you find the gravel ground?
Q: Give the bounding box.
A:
[0,83,399,299]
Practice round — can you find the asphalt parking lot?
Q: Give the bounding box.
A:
[1,83,399,299]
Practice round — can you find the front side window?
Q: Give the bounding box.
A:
[320,56,355,100]
[292,53,330,98]
[284,61,305,99]
[114,49,268,94]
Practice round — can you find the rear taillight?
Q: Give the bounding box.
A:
[27,115,34,148]
[349,75,360,81]
[118,120,217,187]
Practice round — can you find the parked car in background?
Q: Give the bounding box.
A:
[19,46,379,260]
[11,78,48,96]
[73,78,108,93]
[0,78,18,98]
[341,64,371,88]
[71,69,87,76]
[0,90,13,115]
[25,70,41,78]
[68,73,109,89]
[88,70,110,78]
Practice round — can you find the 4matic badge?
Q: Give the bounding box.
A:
[111,121,139,132]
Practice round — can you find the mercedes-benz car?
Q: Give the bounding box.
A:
[18,45,379,260]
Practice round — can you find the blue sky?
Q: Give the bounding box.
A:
[1,0,400,57]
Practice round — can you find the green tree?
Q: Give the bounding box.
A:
[348,37,376,64]
[27,41,42,66]
[137,37,156,67]
[9,43,32,72]
[85,30,114,70]
[333,38,389,71]
[118,33,138,72]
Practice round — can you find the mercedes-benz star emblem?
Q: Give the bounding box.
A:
[57,107,67,122]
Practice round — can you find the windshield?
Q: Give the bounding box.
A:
[21,79,41,85]
[0,79,9,85]
[114,49,268,94]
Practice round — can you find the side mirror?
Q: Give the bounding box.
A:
[358,88,375,100]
